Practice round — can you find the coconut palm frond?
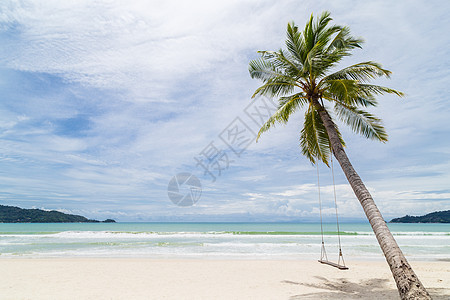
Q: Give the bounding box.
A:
[323,90,378,108]
[251,80,297,98]
[249,58,298,98]
[310,47,350,78]
[300,106,331,166]
[249,58,284,82]
[322,79,360,103]
[260,49,303,78]
[327,25,363,51]
[286,22,306,65]
[358,84,404,97]
[321,61,391,83]
[334,102,388,142]
[256,93,307,141]
[323,78,399,108]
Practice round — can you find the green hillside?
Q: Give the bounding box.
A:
[390,210,450,223]
[0,205,115,223]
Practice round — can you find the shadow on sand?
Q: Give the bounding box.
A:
[283,276,447,300]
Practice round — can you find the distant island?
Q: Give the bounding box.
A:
[390,210,450,223]
[0,205,115,223]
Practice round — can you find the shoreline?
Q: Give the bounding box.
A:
[0,258,448,299]
[0,255,446,262]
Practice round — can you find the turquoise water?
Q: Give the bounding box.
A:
[0,223,448,261]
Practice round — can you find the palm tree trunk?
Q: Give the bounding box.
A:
[316,103,431,299]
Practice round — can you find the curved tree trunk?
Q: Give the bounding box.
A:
[315,103,431,299]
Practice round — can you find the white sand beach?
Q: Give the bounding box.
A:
[0,259,448,299]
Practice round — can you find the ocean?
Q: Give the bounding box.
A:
[0,223,448,261]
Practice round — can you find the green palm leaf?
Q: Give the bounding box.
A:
[321,61,391,82]
[334,102,388,142]
[257,93,308,140]
[300,106,331,165]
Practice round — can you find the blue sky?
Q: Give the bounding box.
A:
[0,0,449,222]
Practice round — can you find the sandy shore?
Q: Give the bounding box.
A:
[0,259,448,299]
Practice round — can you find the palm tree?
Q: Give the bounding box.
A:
[249,12,430,300]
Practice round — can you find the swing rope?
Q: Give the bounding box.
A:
[317,154,348,270]
[331,154,346,268]
[316,163,328,263]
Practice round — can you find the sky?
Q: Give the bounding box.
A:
[0,0,449,222]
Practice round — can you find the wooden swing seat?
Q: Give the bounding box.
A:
[318,259,348,270]
[316,156,349,271]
